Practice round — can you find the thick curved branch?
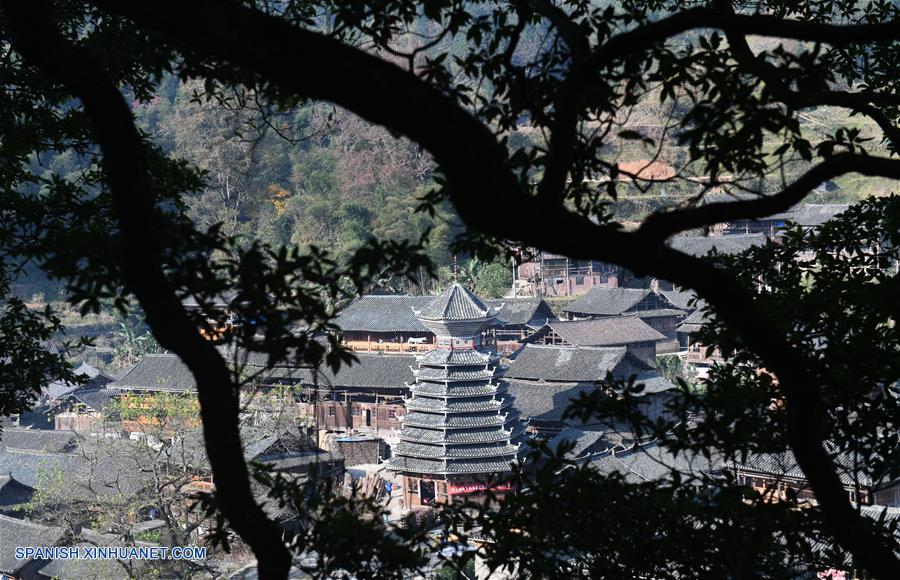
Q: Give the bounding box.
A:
[715,1,900,151]
[639,153,900,240]
[543,5,900,203]
[85,0,900,576]
[0,2,293,579]
[572,7,900,84]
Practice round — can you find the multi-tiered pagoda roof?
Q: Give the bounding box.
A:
[389,284,526,478]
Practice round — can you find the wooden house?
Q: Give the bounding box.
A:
[727,447,900,507]
[563,287,686,352]
[505,344,677,437]
[515,251,620,297]
[523,317,668,364]
[709,201,849,236]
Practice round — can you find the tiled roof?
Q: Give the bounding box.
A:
[70,387,113,411]
[0,474,33,508]
[0,450,80,489]
[254,450,344,472]
[505,345,632,382]
[565,288,652,316]
[660,289,698,311]
[253,352,417,390]
[400,427,519,445]
[326,354,416,389]
[787,203,849,226]
[0,438,160,499]
[507,379,597,423]
[387,456,517,475]
[0,514,64,574]
[668,233,766,257]
[109,354,197,392]
[334,295,432,333]
[409,383,500,398]
[394,441,519,459]
[405,397,510,414]
[542,317,666,346]
[727,447,877,487]
[334,294,550,333]
[589,441,722,483]
[635,308,686,318]
[632,371,679,394]
[549,427,609,460]
[1,429,77,454]
[413,367,495,382]
[43,362,112,400]
[417,348,498,367]
[676,304,712,334]
[401,412,512,429]
[486,298,557,327]
[417,283,494,321]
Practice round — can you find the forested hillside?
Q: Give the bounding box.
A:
[22,31,893,302]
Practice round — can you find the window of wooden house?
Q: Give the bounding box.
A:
[351,407,361,416]
[328,407,335,417]
[388,409,397,419]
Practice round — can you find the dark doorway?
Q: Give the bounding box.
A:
[365,409,372,427]
[420,480,436,505]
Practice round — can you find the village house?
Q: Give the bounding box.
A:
[109,354,198,395]
[715,202,849,236]
[523,317,668,364]
[563,287,686,352]
[673,302,723,379]
[15,362,113,430]
[727,448,900,507]
[251,352,414,433]
[505,344,677,437]
[515,252,620,297]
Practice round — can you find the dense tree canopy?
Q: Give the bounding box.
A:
[1,0,899,578]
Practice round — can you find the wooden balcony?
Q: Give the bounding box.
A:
[343,339,436,353]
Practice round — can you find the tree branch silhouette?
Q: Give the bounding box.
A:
[0,2,293,578]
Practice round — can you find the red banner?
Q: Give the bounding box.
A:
[447,482,512,495]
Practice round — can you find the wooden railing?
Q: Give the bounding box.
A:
[343,340,436,353]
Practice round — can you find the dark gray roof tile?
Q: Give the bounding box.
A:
[108,354,197,393]
[541,317,666,347]
[486,298,557,327]
[507,379,597,424]
[727,446,876,487]
[417,348,498,367]
[1,429,77,454]
[416,283,494,321]
[549,427,609,459]
[565,288,652,316]
[0,515,64,573]
[334,295,433,333]
[405,397,510,414]
[668,234,766,257]
[506,345,631,382]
